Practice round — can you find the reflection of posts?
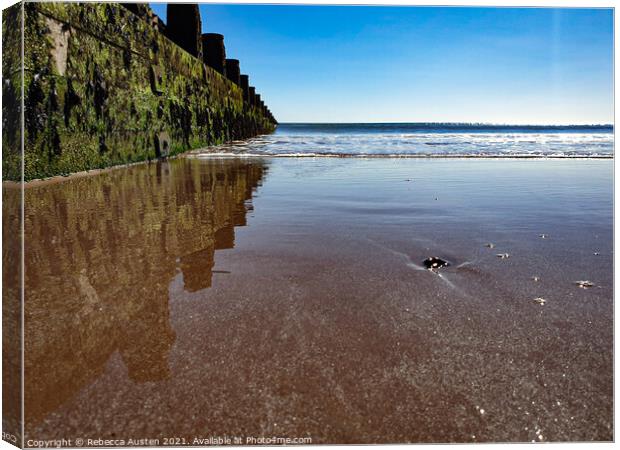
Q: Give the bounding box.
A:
[202,33,226,75]
[179,207,240,292]
[215,224,236,248]
[166,4,202,59]
[180,244,215,292]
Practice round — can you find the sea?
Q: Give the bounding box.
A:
[190,123,614,158]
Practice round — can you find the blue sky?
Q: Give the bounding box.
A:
[150,4,613,124]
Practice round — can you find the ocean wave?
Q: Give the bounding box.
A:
[189,152,613,160]
[187,127,614,159]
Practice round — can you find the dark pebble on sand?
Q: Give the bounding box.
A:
[423,257,449,270]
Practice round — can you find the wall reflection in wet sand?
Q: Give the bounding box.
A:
[10,157,267,426]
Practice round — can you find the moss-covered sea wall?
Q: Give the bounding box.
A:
[2,2,277,181]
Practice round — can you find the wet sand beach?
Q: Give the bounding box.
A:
[10,156,612,444]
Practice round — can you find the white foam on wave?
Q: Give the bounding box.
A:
[187,131,614,159]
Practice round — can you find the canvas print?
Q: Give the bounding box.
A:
[1,1,614,446]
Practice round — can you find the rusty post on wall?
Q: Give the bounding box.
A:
[202,33,226,75]
[166,4,202,59]
[225,59,240,85]
[239,74,250,102]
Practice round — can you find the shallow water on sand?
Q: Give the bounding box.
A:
[11,157,612,443]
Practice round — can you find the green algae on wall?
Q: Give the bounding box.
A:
[2,3,23,182]
[2,2,276,181]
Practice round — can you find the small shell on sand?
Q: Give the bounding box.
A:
[484,243,495,248]
[575,280,594,289]
[533,297,547,305]
[496,253,510,259]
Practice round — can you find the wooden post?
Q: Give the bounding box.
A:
[249,86,256,106]
[202,33,226,75]
[166,4,202,59]
[225,59,240,85]
[239,74,250,102]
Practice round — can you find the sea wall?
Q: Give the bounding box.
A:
[2,2,277,181]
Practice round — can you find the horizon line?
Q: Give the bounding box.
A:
[276,122,614,127]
